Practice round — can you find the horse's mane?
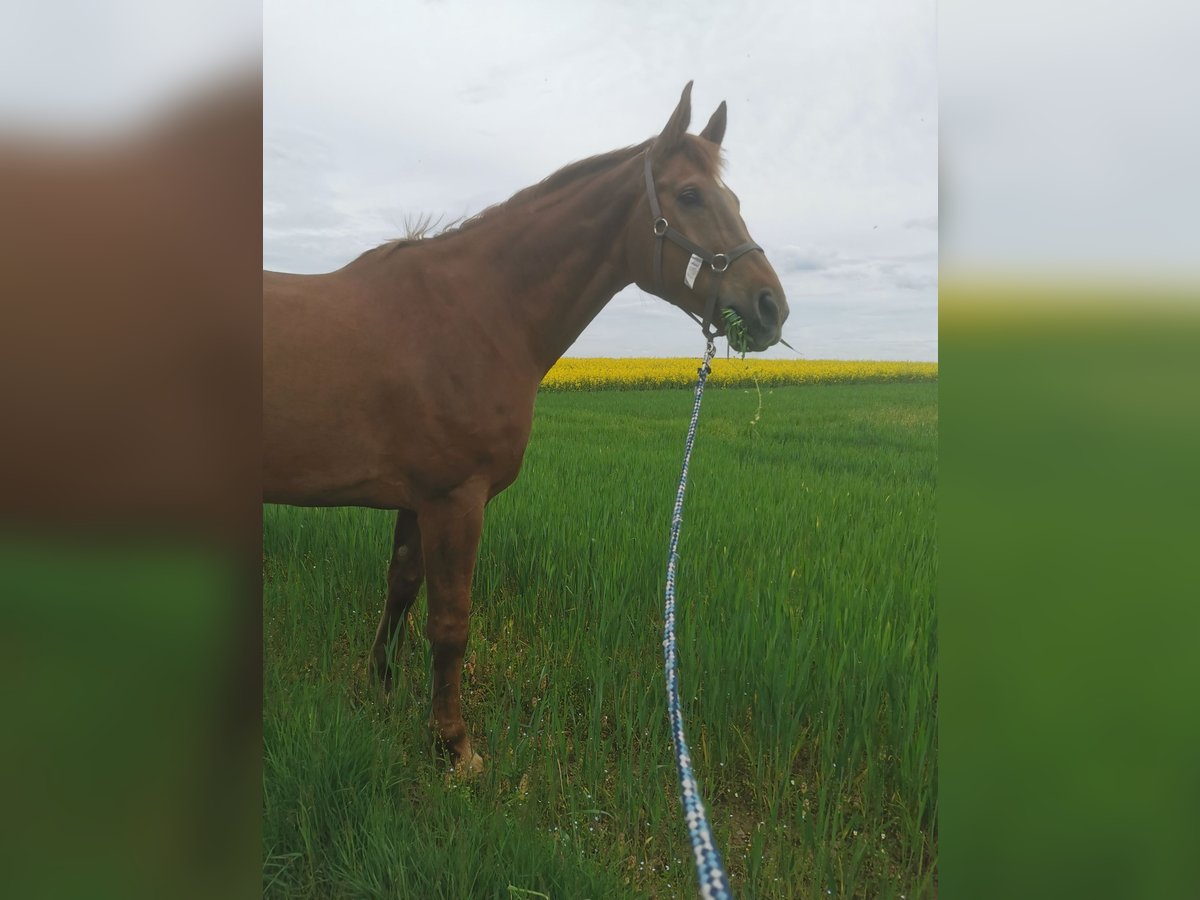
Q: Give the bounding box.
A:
[353,135,722,264]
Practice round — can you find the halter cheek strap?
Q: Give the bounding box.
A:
[643,152,764,338]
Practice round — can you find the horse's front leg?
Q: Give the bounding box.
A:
[418,488,486,774]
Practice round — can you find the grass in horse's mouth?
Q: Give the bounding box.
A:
[722,307,753,356]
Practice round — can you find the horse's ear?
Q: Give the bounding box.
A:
[699,101,727,147]
[651,81,693,161]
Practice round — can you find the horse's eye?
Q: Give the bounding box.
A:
[677,188,702,207]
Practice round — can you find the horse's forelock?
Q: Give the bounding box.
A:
[679,134,725,177]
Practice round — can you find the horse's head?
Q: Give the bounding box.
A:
[628,82,788,352]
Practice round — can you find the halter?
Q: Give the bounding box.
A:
[643,150,764,339]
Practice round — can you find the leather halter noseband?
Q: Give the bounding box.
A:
[643,151,764,339]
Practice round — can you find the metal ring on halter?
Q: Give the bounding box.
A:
[710,253,729,273]
[653,217,669,237]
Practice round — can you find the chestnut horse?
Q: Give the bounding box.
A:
[263,82,788,772]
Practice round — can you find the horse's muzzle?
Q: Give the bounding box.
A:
[729,287,788,350]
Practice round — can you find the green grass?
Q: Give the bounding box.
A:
[264,382,937,898]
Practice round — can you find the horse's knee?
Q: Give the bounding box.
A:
[425,616,468,648]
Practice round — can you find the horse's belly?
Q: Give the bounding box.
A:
[262,403,417,508]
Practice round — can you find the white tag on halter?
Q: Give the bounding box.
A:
[684,253,703,289]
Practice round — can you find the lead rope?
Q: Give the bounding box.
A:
[663,338,732,900]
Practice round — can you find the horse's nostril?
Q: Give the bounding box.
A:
[757,289,779,327]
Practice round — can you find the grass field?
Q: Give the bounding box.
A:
[264,377,937,898]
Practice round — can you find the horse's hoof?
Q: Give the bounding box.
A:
[444,753,483,786]
[452,751,485,778]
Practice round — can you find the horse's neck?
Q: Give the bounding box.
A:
[434,162,641,375]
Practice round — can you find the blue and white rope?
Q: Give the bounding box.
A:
[663,339,732,900]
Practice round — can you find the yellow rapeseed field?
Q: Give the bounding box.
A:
[541,357,938,391]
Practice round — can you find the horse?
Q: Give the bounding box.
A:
[263,82,788,772]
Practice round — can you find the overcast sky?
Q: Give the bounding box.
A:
[264,0,938,360]
[939,0,1199,278]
